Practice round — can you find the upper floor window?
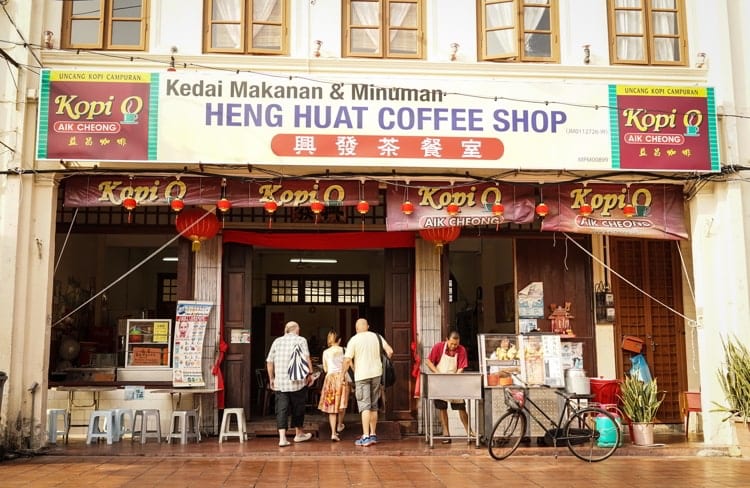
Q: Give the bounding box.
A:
[205,0,288,54]
[479,0,559,62]
[343,0,423,59]
[62,0,148,50]
[608,0,687,65]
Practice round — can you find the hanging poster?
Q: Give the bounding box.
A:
[172,300,213,387]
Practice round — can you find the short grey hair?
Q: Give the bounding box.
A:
[284,321,300,334]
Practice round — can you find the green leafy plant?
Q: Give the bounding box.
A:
[619,375,664,423]
[713,337,750,422]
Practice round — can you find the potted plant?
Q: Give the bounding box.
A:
[712,337,750,455]
[619,375,664,445]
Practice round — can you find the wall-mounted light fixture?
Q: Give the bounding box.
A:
[450,42,459,62]
[162,257,178,262]
[313,40,322,58]
[696,52,706,68]
[583,44,591,64]
[43,30,54,49]
[290,258,338,264]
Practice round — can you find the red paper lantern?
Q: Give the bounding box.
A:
[419,226,461,253]
[491,202,504,216]
[622,203,636,218]
[216,198,232,213]
[122,196,137,223]
[170,198,185,213]
[310,200,325,214]
[446,203,460,216]
[122,196,137,211]
[264,201,278,214]
[579,203,593,217]
[175,207,220,252]
[356,200,370,215]
[401,201,414,215]
[535,202,549,217]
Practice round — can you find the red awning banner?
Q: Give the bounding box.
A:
[222,230,415,249]
[385,181,536,231]
[62,176,380,208]
[540,183,688,240]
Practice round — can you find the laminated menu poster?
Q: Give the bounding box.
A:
[172,300,213,387]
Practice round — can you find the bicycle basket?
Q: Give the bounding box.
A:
[505,388,526,409]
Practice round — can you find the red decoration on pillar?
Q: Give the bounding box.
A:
[175,207,220,252]
[122,196,137,223]
[418,226,461,253]
[356,200,370,215]
[535,202,549,217]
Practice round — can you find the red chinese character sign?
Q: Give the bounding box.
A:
[36,71,154,161]
[611,86,719,172]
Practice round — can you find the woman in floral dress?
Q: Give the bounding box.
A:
[318,330,349,441]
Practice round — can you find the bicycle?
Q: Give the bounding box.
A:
[488,379,621,462]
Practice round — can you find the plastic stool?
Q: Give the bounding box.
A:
[219,408,247,443]
[47,408,68,444]
[86,410,115,445]
[112,408,134,441]
[167,410,200,444]
[131,409,162,444]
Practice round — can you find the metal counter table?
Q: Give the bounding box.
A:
[55,385,117,442]
[422,372,483,448]
[149,387,220,437]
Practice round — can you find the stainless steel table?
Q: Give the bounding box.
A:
[56,386,117,442]
[422,372,483,448]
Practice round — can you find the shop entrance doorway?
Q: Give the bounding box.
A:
[221,242,415,426]
[610,238,686,423]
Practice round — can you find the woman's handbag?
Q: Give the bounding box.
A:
[377,334,396,387]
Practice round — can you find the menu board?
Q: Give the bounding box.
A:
[172,300,213,387]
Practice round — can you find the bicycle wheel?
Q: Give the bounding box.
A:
[488,410,526,460]
[564,407,620,462]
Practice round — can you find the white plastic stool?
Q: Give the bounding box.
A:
[167,410,200,444]
[86,410,115,445]
[112,408,134,441]
[47,408,68,444]
[131,409,162,444]
[219,408,247,443]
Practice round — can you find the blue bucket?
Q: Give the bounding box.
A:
[595,413,621,447]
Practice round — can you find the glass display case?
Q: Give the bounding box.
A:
[478,333,521,388]
[124,318,172,368]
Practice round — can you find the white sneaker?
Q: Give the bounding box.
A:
[279,438,291,447]
[294,432,312,443]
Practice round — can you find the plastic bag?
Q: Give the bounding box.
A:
[629,354,652,383]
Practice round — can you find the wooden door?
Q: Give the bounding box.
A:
[515,236,597,375]
[384,248,415,422]
[221,244,253,416]
[610,238,686,423]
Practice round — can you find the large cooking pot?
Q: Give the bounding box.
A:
[565,368,591,395]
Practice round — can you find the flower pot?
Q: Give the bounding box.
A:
[631,422,655,446]
[731,419,750,457]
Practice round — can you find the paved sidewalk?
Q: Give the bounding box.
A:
[3,452,750,487]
